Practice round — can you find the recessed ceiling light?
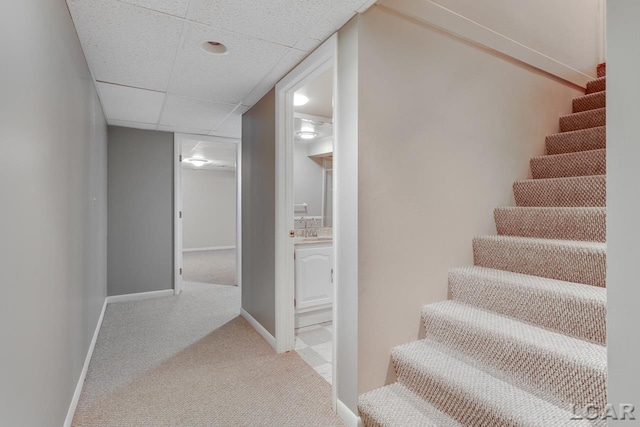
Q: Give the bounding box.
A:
[294,94,309,106]
[296,131,318,140]
[202,41,228,55]
[185,157,211,167]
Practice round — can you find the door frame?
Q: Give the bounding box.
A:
[173,133,242,294]
[274,34,338,403]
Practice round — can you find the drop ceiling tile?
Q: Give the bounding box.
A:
[187,0,341,47]
[108,119,158,130]
[293,37,324,53]
[212,104,250,137]
[118,0,191,17]
[167,21,290,103]
[67,0,184,91]
[159,94,236,132]
[242,49,309,106]
[96,82,165,124]
[158,124,211,135]
[302,0,362,43]
[212,113,242,137]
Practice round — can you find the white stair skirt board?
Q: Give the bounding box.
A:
[241,308,276,350]
[64,298,108,427]
[295,306,333,329]
[182,246,236,252]
[106,289,175,304]
[337,399,364,427]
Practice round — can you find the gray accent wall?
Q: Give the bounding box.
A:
[607,1,640,420]
[107,126,174,296]
[0,1,108,425]
[241,88,276,336]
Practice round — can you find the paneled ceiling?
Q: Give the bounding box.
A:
[67,0,376,138]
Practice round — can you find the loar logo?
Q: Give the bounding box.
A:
[571,404,636,421]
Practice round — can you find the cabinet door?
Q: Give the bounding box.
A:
[295,246,333,310]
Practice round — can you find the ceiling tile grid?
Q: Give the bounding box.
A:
[66,0,378,135]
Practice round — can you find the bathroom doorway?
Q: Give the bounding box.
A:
[274,35,338,393]
[291,66,335,383]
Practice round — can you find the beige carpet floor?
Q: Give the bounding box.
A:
[182,249,236,286]
[73,282,343,427]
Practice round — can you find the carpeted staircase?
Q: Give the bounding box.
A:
[358,65,607,426]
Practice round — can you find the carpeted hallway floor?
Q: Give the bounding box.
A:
[182,249,236,286]
[73,282,343,427]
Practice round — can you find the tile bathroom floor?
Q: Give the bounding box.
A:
[295,322,333,384]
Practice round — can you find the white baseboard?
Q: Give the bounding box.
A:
[337,399,363,427]
[106,289,174,304]
[64,297,108,427]
[241,308,276,350]
[183,246,235,252]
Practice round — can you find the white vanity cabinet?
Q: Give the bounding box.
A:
[294,243,333,311]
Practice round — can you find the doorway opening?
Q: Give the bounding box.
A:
[174,134,242,294]
[275,34,337,397]
[291,67,335,384]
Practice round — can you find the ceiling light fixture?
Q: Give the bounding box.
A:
[293,93,309,106]
[202,41,228,55]
[296,131,318,140]
[185,157,211,167]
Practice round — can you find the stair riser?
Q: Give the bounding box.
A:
[531,149,605,179]
[573,92,606,113]
[449,271,606,344]
[473,239,606,287]
[560,109,606,132]
[597,64,606,78]
[494,208,606,242]
[422,310,607,408]
[546,126,605,155]
[513,176,606,207]
[586,78,606,95]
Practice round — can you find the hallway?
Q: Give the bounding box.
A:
[72,283,342,426]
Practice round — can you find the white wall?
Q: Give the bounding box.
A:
[294,142,325,217]
[335,16,360,414]
[432,0,600,76]
[356,5,584,395]
[0,1,107,425]
[607,1,640,423]
[182,168,237,249]
[380,0,602,85]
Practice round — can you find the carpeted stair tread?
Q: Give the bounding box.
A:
[586,77,606,95]
[513,175,605,207]
[494,206,606,242]
[449,266,606,344]
[422,300,607,408]
[358,383,462,427]
[560,108,606,132]
[473,235,606,287]
[530,149,605,179]
[573,91,606,113]
[391,339,597,427]
[546,126,606,155]
[597,63,606,78]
